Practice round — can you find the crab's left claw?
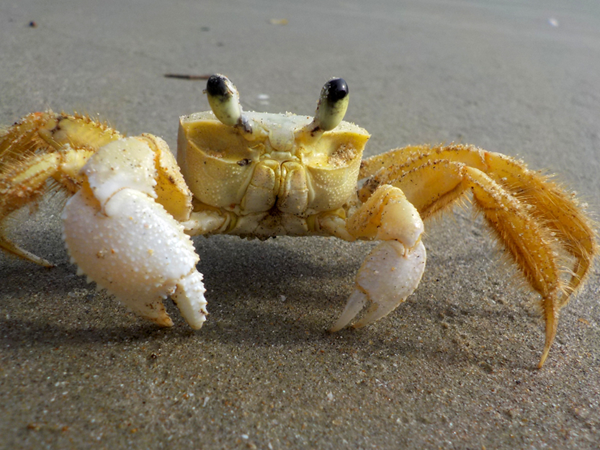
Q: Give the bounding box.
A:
[62,136,208,328]
[330,185,427,332]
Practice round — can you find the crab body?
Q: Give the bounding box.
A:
[177,110,368,238]
[0,75,596,368]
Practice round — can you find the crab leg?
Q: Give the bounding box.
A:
[364,157,575,367]
[0,148,62,266]
[330,185,427,331]
[359,144,597,299]
[62,136,208,329]
[0,112,122,266]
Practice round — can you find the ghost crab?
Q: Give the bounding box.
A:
[0,75,596,368]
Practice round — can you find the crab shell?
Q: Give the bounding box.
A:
[177,111,370,234]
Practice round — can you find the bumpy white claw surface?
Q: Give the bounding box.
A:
[330,240,426,331]
[62,137,207,328]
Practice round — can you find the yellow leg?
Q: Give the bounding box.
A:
[464,167,562,368]
[0,112,122,265]
[0,152,62,266]
[361,145,596,305]
[0,232,55,267]
[363,154,577,367]
[478,152,596,303]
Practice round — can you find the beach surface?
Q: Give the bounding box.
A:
[1,0,600,448]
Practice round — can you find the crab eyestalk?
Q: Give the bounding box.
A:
[205,74,252,133]
[306,78,349,136]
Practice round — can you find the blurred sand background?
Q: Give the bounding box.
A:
[1,0,599,448]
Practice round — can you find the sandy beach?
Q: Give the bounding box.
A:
[1,0,599,448]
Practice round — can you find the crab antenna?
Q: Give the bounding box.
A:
[312,78,349,132]
[205,74,252,133]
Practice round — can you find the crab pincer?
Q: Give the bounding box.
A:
[62,136,208,328]
[331,185,427,332]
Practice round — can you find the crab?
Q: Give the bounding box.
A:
[0,75,596,368]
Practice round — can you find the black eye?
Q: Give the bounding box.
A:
[313,78,350,132]
[205,74,250,130]
[324,78,349,105]
[206,74,232,98]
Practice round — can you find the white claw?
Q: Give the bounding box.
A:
[171,270,208,330]
[331,240,426,331]
[330,290,367,332]
[62,137,207,328]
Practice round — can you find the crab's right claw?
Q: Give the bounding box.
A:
[62,136,208,329]
[331,185,427,332]
[330,240,426,331]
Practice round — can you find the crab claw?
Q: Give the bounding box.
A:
[62,137,207,329]
[330,240,426,331]
[330,184,427,332]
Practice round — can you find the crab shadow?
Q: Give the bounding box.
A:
[1,234,363,341]
[1,233,541,370]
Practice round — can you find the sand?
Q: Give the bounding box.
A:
[1,0,599,448]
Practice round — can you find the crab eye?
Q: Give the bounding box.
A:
[314,78,349,132]
[205,74,251,132]
[205,74,242,127]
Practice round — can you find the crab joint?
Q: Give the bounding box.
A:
[205,74,252,133]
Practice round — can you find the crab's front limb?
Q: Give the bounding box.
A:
[360,144,597,298]
[359,144,598,367]
[329,185,426,332]
[62,136,208,328]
